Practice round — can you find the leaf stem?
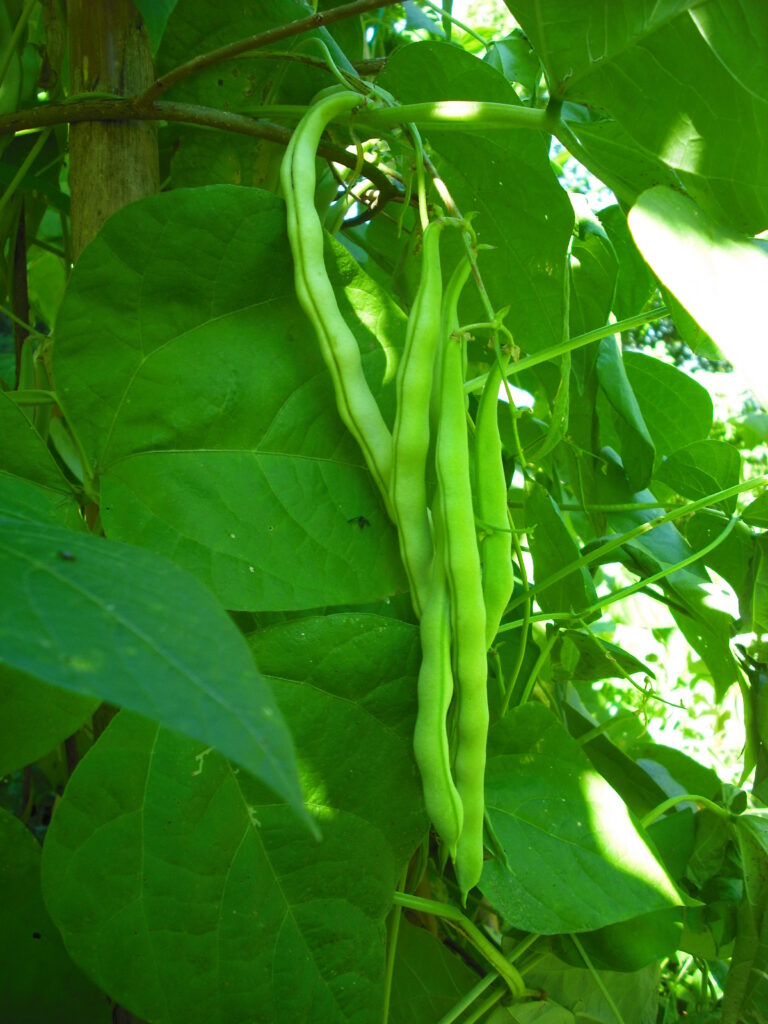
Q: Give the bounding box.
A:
[138,0,402,102]
[436,974,498,1024]
[641,793,730,828]
[570,933,627,1024]
[464,306,669,393]
[392,892,525,997]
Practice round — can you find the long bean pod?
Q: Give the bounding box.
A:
[280,90,393,507]
[475,360,514,648]
[435,260,488,901]
[390,220,445,615]
[413,502,463,857]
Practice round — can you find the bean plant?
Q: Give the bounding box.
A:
[1,2,768,1022]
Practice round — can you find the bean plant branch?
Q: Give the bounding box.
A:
[138,0,403,103]
[392,892,526,997]
[0,98,398,198]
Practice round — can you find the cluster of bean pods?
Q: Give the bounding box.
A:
[281,89,514,902]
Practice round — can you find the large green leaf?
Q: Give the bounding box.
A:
[0,390,73,491]
[596,338,655,491]
[508,1,768,231]
[0,667,97,778]
[656,440,741,514]
[622,352,713,461]
[43,614,425,1024]
[0,517,306,821]
[628,186,768,403]
[598,205,656,320]
[0,808,110,1023]
[480,704,682,934]
[389,921,477,1024]
[53,186,407,611]
[523,954,660,1024]
[378,41,574,353]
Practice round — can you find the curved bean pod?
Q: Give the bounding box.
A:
[280,90,393,508]
[413,502,463,857]
[390,220,445,616]
[435,260,488,902]
[475,361,514,648]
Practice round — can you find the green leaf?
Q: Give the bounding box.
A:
[656,440,741,514]
[378,41,574,353]
[480,704,682,934]
[53,186,407,611]
[0,517,306,822]
[0,472,85,530]
[598,205,656,321]
[505,1003,575,1023]
[553,630,654,684]
[510,2,768,232]
[0,808,110,1023]
[43,614,424,1024]
[0,667,97,777]
[752,536,768,634]
[569,212,618,336]
[523,953,660,1024]
[556,907,682,972]
[485,29,541,95]
[685,511,754,599]
[628,186,768,403]
[524,483,598,615]
[744,492,768,528]
[596,338,655,490]
[133,0,178,52]
[389,920,478,1024]
[0,390,74,492]
[622,352,713,461]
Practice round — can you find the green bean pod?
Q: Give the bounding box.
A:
[390,220,445,616]
[280,90,393,508]
[435,260,489,902]
[476,362,514,648]
[413,503,463,858]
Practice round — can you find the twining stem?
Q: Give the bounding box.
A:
[436,974,498,1024]
[139,0,402,102]
[641,793,731,828]
[392,892,525,997]
[382,865,408,1024]
[358,101,550,132]
[464,306,670,394]
[571,934,627,1024]
[0,0,36,89]
[0,128,51,219]
[505,476,768,617]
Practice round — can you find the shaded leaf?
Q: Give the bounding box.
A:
[389,921,477,1024]
[481,704,682,934]
[524,484,597,614]
[628,186,768,403]
[0,517,306,821]
[596,338,655,490]
[656,440,741,514]
[0,808,111,1023]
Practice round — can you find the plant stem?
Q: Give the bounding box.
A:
[359,100,549,132]
[436,974,498,1024]
[392,892,525,997]
[504,476,768,616]
[382,868,407,1024]
[641,793,730,828]
[0,0,36,90]
[139,0,402,102]
[570,934,627,1024]
[465,306,670,393]
[0,128,50,219]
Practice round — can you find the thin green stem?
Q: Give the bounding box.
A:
[641,793,730,829]
[0,0,36,90]
[5,388,57,406]
[464,306,669,394]
[420,0,489,49]
[392,893,525,997]
[503,628,557,714]
[382,868,408,1024]
[504,477,768,617]
[436,974,498,1024]
[358,100,549,132]
[570,934,627,1024]
[460,986,506,1024]
[501,520,532,699]
[573,514,738,621]
[0,128,51,220]
[0,300,47,338]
